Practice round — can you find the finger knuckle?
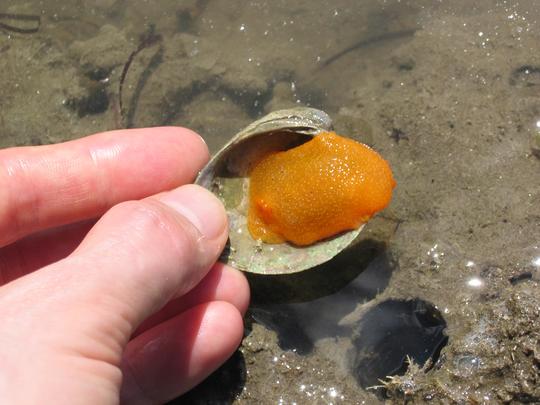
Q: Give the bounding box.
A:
[112,200,198,251]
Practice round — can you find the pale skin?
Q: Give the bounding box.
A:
[0,127,250,404]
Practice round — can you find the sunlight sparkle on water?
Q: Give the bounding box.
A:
[467,277,484,288]
[328,387,338,398]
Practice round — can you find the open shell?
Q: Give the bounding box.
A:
[196,107,365,275]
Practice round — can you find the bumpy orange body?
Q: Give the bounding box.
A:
[247,131,396,246]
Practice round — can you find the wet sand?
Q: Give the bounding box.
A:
[1,0,539,403]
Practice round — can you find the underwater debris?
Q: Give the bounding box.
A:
[117,24,162,127]
[321,29,416,68]
[0,13,40,34]
[389,127,409,143]
[509,65,540,88]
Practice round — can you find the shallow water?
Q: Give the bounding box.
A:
[1,0,539,403]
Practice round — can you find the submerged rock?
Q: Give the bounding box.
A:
[350,299,447,390]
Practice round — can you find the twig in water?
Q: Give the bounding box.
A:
[0,13,41,34]
[117,24,162,127]
[321,29,416,68]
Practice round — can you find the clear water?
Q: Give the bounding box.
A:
[1,1,539,403]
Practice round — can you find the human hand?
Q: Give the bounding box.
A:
[0,127,250,404]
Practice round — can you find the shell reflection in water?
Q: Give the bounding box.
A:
[196,107,366,275]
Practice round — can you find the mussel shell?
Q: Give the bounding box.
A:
[196,107,364,275]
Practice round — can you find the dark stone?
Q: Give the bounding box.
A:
[509,272,533,285]
[350,299,448,390]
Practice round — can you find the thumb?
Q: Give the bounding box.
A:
[68,183,229,327]
[0,184,228,402]
[0,185,227,364]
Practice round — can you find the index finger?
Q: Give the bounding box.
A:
[0,127,209,247]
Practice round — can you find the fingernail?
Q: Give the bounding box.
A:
[159,184,227,240]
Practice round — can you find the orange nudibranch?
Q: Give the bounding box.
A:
[247,131,396,246]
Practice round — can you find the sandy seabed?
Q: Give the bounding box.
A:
[1,1,539,403]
